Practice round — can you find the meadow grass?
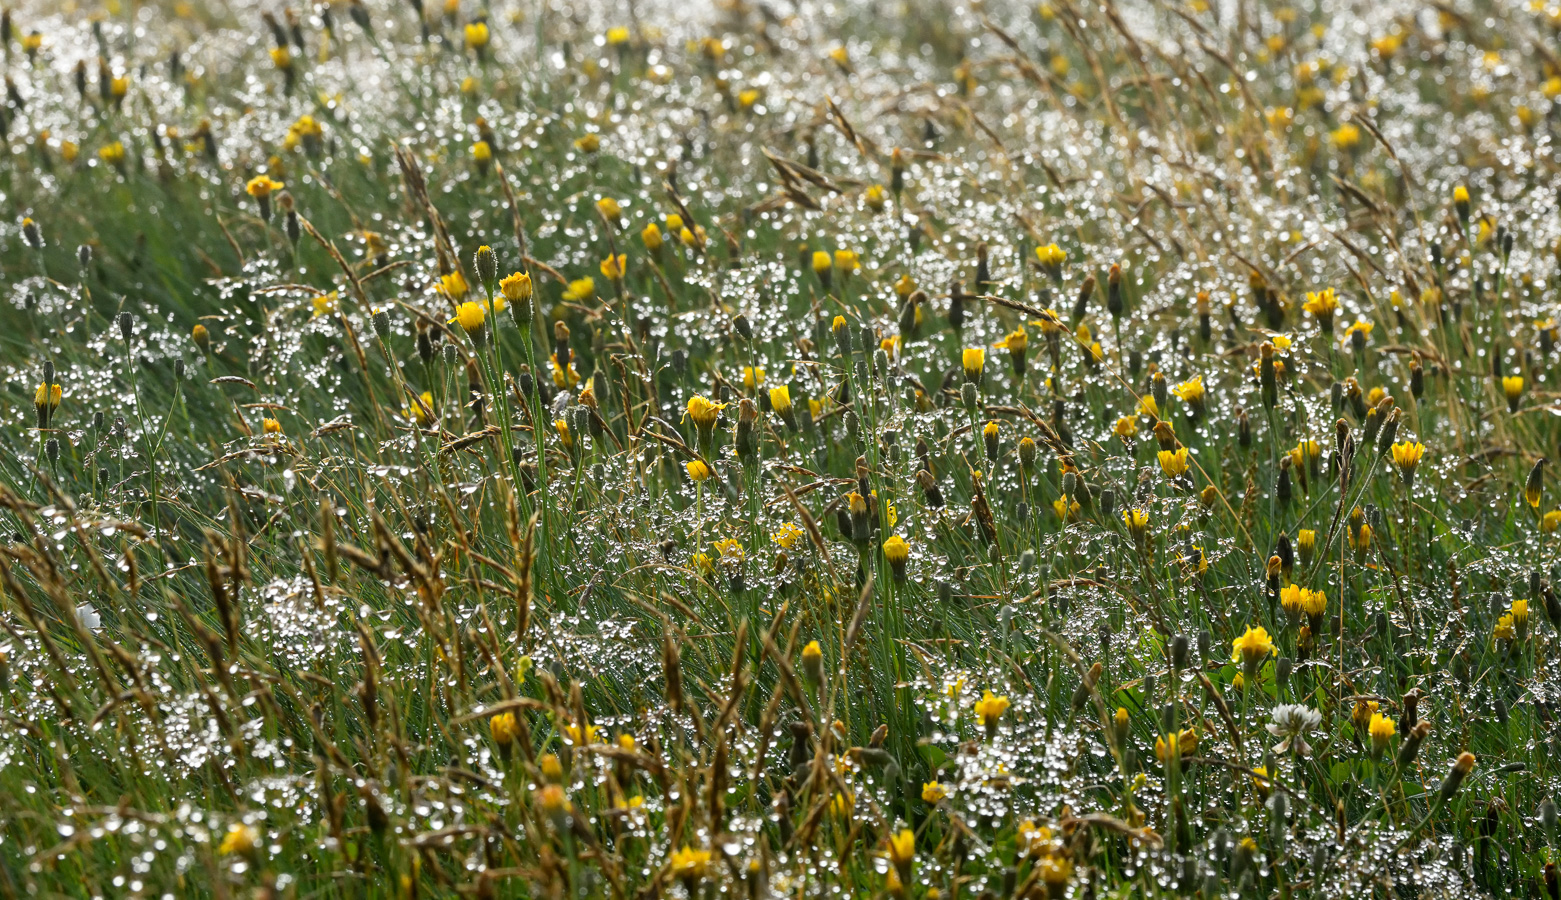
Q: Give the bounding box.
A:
[0,0,1558,897]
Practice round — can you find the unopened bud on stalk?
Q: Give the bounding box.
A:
[1260,343,1277,409]
[474,245,497,292]
[801,640,823,686]
[1107,263,1124,318]
[832,315,851,359]
[1437,752,1476,804]
[1397,720,1431,768]
[1150,371,1168,413]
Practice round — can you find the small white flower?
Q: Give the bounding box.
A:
[75,602,101,631]
[1267,703,1322,756]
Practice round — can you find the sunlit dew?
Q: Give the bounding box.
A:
[4,0,1561,894]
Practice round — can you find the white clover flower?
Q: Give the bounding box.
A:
[1267,704,1322,756]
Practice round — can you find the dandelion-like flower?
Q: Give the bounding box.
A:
[218,824,259,856]
[882,535,910,581]
[962,347,985,384]
[1302,288,1339,332]
[1034,243,1066,280]
[1391,440,1424,486]
[1158,446,1189,479]
[1504,375,1525,412]
[669,846,712,883]
[974,690,1010,737]
[490,712,519,748]
[454,301,487,346]
[1231,625,1274,675]
[464,21,490,51]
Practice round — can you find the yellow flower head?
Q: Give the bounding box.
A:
[772,522,804,549]
[684,396,725,429]
[1503,375,1525,401]
[550,353,580,388]
[600,253,627,280]
[686,459,713,482]
[833,249,860,272]
[882,534,910,564]
[1231,625,1275,666]
[1158,446,1190,478]
[1171,376,1204,403]
[641,223,663,251]
[596,197,623,220]
[406,391,436,426]
[558,277,593,303]
[1302,288,1338,320]
[962,347,986,378]
[1034,243,1066,268]
[743,366,765,390]
[669,846,712,882]
[974,690,1010,727]
[34,382,62,411]
[886,829,915,868]
[1391,441,1424,473]
[489,712,519,746]
[441,270,469,301]
[245,175,283,197]
[218,824,259,856]
[921,781,947,803]
[994,328,1028,352]
[454,301,486,336]
[464,21,490,50]
[500,272,533,303]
